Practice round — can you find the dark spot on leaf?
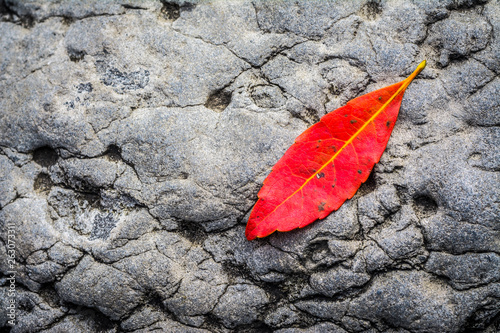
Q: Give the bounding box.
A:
[379,96,382,100]
[331,184,335,188]
[351,119,357,124]
[318,202,326,212]
[358,169,362,174]
[33,146,58,167]
[344,114,348,117]
[386,121,391,127]
[332,146,337,152]
[317,172,325,179]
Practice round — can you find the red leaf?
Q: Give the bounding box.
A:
[246,61,426,240]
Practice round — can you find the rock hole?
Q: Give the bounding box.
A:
[306,239,331,263]
[469,152,481,160]
[205,89,232,113]
[413,194,438,219]
[78,192,101,209]
[61,16,74,26]
[34,173,54,193]
[359,0,382,20]
[17,295,36,311]
[160,1,180,20]
[32,146,59,167]
[105,144,122,162]
[83,308,117,332]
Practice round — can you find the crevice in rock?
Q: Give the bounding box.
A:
[121,4,148,10]
[446,0,488,11]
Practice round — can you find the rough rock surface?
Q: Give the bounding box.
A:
[0,0,499,332]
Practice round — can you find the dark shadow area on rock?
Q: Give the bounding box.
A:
[104,144,122,162]
[0,0,34,28]
[358,0,382,20]
[357,171,377,197]
[205,89,232,113]
[32,146,59,167]
[413,194,438,219]
[34,173,54,193]
[160,1,180,21]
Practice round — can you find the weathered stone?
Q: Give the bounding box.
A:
[55,256,143,320]
[0,0,498,331]
[213,284,269,328]
[349,270,497,333]
[425,252,500,290]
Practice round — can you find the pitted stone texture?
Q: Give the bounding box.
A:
[0,0,499,332]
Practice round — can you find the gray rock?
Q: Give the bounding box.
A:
[427,10,492,66]
[275,322,348,333]
[55,255,143,320]
[294,299,349,320]
[264,305,300,328]
[310,266,371,297]
[0,0,499,332]
[349,270,498,333]
[213,284,269,328]
[425,252,500,290]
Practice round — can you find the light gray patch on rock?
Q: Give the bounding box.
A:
[213,284,269,328]
[89,212,117,240]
